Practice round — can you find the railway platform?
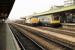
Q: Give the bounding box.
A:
[62,23,75,28]
[0,23,20,50]
[62,23,75,26]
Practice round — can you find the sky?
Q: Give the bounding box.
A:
[8,0,64,20]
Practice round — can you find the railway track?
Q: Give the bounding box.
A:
[62,26,75,31]
[37,26,75,37]
[14,23,75,49]
[9,23,74,50]
[9,25,43,50]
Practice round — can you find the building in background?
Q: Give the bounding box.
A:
[64,0,75,6]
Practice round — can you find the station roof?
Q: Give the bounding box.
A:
[32,5,75,16]
[0,0,15,20]
[22,5,75,19]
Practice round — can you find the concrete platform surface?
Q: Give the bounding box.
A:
[0,23,20,50]
[62,23,75,26]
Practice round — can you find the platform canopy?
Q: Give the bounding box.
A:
[32,5,75,16]
[0,0,15,20]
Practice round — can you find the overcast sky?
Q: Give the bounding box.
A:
[8,0,64,20]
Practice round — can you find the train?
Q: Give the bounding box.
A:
[25,14,61,27]
[37,14,61,27]
[25,17,40,26]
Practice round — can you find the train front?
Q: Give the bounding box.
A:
[30,17,40,26]
[50,15,62,27]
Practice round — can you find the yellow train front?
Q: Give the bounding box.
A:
[30,17,40,26]
[25,17,40,26]
[50,20,61,27]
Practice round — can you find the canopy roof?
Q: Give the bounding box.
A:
[33,5,75,16]
[0,0,15,19]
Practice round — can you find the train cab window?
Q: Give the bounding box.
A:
[53,16,59,20]
[72,14,75,22]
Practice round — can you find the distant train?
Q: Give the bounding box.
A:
[25,17,40,26]
[25,14,61,27]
